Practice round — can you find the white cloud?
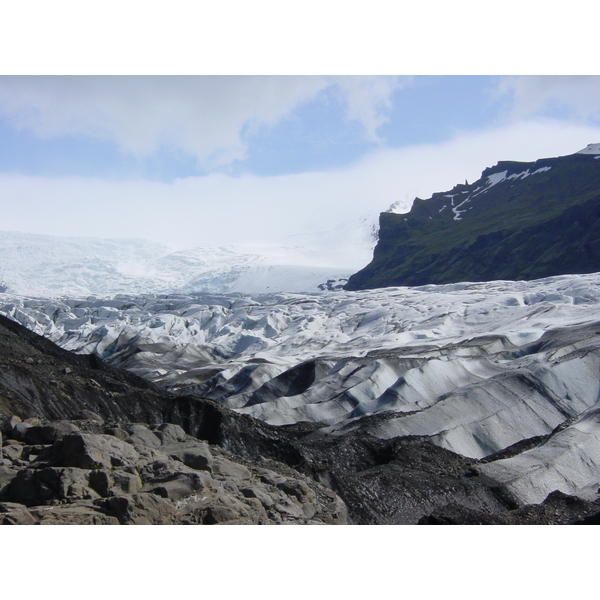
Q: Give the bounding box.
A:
[1,118,599,257]
[497,76,600,121]
[331,76,408,142]
[0,75,404,167]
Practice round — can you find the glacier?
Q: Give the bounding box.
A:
[3,271,600,506]
[0,221,376,297]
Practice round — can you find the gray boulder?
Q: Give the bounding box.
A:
[10,422,33,441]
[23,421,80,445]
[276,478,318,518]
[254,467,288,487]
[200,498,259,524]
[167,442,213,471]
[211,457,251,481]
[88,468,143,497]
[139,457,194,481]
[30,503,119,525]
[142,471,207,502]
[240,484,279,510]
[104,493,177,524]
[4,416,22,431]
[153,423,188,446]
[2,444,23,463]
[0,466,19,500]
[54,433,139,469]
[7,468,61,504]
[74,410,105,425]
[103,427,129,441]
[21,444,47,463]
[88,469,112,497]
[126,424,162,450]
[58,467,99,500]
[111,470,143,495]
[0,502,37,525]
[272,497,306,520]
[7,466,98,504]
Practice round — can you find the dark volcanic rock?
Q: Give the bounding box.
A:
[0,502,37,525]
[104,493,178,525]
[31,504,120,525]
[22,421,80,445]
[0,414,348,524]
[0,314,350,524]
[167,443,213,471]
[0,313,172,424]
[418,491,600,525]
[154,423,188,445]
[291,433,515,524]
[126,424,162,450]
[0,466,19,498]
[162,397,522,523]
[53,433,141,469]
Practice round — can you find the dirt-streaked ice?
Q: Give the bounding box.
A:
[3,271,600,504]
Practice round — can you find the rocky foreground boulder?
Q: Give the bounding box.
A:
[0,415,346,525]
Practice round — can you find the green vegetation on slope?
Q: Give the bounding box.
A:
[346,154,600,290]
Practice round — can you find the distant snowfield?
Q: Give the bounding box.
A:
[0,224,376,296]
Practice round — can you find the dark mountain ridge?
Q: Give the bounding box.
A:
[346,149,600,290]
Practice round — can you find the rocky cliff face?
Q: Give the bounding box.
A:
[346,150,600,290]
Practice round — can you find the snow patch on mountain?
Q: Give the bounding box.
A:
[386,161,555,222]
[479,165,552,193]
[577,143,600,154]
[386,198,416,215]
[485,170,508,187]
[406,162,558,224]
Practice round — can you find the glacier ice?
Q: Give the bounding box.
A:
[4,271,600,505]
[0,225,376,297]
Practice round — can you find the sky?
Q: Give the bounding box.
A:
[2,74,600,253]
[1,6,600,257]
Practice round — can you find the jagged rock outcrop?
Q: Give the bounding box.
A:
[346,150,600,290]
[0,417,346,524]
